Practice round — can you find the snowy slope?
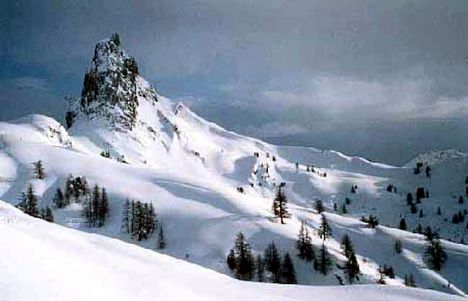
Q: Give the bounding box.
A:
[0,35,467,299]
[0,200,464,301]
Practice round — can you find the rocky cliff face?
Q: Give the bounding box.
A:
[67,33,158,132]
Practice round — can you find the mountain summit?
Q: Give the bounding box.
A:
[66,33,158,131]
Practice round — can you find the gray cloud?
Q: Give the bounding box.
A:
[1,0,468,163]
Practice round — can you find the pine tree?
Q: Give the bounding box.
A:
[256,255,265,282]
[40,206,54,222]
[399,218,407,230]
[424,236,447,271]
[437,206,442,215]
[98,188,109,227]
[318,214,332,241]
[121,199,131,234]
[459,196,464,204]
[315,243,332,275]
[341,234,354,259]
[53,187,66,208]
[264,241,281,282]
[157,224,166,250]
[280,252,297,284]
[64,175,73,203]
[416,187,425,203]
[361,215,379,228]
[404,273,416,287]
[33,160,45,179]
[22,184,39,217]
[340,234,360,283]
[297,222,314,261]
[233,232,255,281]
[394,240,402,254]
[315,200,324,214]
[345,252,360,283]
[272,187,290,224]
[406,193,413,205]
[410,202,418,214]
[341,203,348,214]
[227,249,236,270]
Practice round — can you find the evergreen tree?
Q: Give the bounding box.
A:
[233,232,255,281]
[121,199,131,234]
[410,202,418,214]
[264,241,281,282]
[416,187,425,203]
[404,274,416,287]
[297,221,315,261]
[318,214,332,241]
[52,187,66,208]
[394,240,403,254]
[280,252,297,284]
[314,200,324,213]
[399,218,407,230]
[315,243,332,275]
[361,215,379,228]
[437,206,442,215]
[459,196,464,204]
[345,252,360,283]
[341,234,360,283]
[341,234,354,259]
[406,193,413,205]
[272,187,290,224]
[18,184,40,217]
[40,206,54,222]
[419,209,424,218]
[156,224,166,250]
[424,237,447,271]
[227,249,236,270]
[256,254,265,282]
[33,160,45,179]
[64,175,73,203]
[341,203,348,214]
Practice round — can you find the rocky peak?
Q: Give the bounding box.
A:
[67,33,157,132]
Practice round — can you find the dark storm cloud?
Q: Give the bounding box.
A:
[1,0,468,163]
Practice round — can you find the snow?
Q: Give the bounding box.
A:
[0,201,464,301]
[0,36,467,299]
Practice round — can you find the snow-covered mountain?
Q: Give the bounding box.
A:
[0,35,467,300]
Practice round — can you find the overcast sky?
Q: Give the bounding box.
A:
[1,0,468,165]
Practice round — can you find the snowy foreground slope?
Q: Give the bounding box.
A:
[0,35,467,299]
[0,201,464,301]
